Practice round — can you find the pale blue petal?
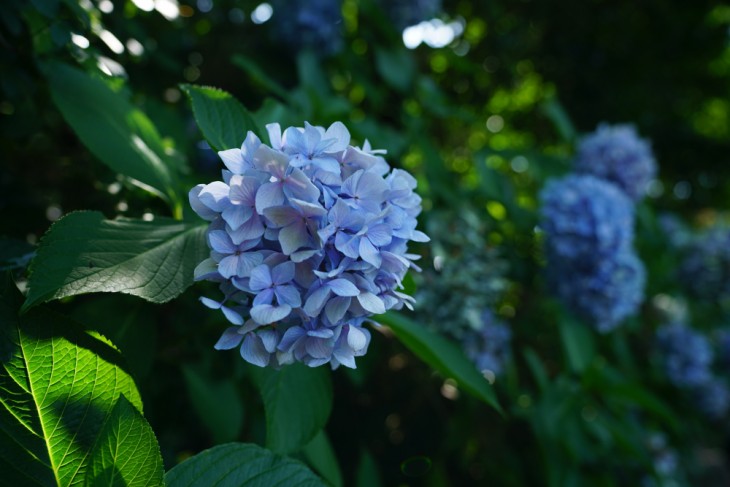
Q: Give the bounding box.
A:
[251,303,292,324]
[208,230,235,254]
[249,264,273,291]
[255,182,285,214]
[199,181,230,212]
[217,255,239,279]
[304,286,332,316]
[214,326,244,350]
[221,305,244,325]
[279,221,310,255]
[200,296,222,309]
[266,123,282,150]
[241,334,270,367]
[262,205,299,227]
[367,224,393,247]
[275,285,302,308]
[328,279,360,297]
[410,230,430,242]
[189,185,218,220]
[357,292,386,314]
[219,148,245,174]
[323,121,350,152]
[229,213,265,244]
[271,261,295,284]
[258,329,279,353]
[325,296,351,324]
[236,252,264,277]
[284,168,321,203]
[346,325,368,351]
[222,205,249,231]
[253,288,275,306]
[278,326,306,352]
[305,338,333,359]
[359,238,382,267]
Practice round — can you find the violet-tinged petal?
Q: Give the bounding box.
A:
[221,306,244,325]
[306,338,333,359]
[229,213,265,244]
[222,205,249,231]
[367,224,393,247]
[236,252,264,278]
[263,206,300,227]
[217,255,240,279]
[410,230,430,242]
[266,123,283,150]
[358,292,386,314]
[251,303,292,324]
[241,333,270,367]
[214,327,244,350]
[252,288,275,307]
[272,261,296,284]
[200,296,222,309]
[323,121,350,152]
[258,329,279,353]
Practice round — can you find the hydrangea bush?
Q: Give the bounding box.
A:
[540,174,646,331]
[189,122,429,369]
[573,123,657,201]
[678,223,730,302]
[655,322,713,388]
[461,310,512,378]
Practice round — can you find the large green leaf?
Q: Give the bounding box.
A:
[181,84,260,152]
[22,211,207,312]
[377,312,501,412]
[249,364,333,454]
[44,61,181,209]
[165,443,325,487]
[0,278,164,486]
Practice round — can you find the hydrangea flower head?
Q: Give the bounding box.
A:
[548,250,646,332]
[693,378,730,419]
[540,174,645,331]
[678,224,730,302]
[540,174,635,261]
[190,121,428,369]
[655,323,713,388]
[271,0,344,56]
[461,310,511,378]
[574,123,657,201]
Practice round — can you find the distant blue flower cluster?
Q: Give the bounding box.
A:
[693,378,730,419]
[461,310,511,378]
[271,0,344,56]
[379,0,442,31]
[574,124,657,201]
[655,323,713,387]
[678,224,730,301]
[190,121,428,369]
[540,174,645,332]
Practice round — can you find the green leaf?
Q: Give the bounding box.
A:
[302,430,342,487]
[231,55,291,102]
[44,61,180,209]
[558,315,595,374]
[249,363,333,454]
[182,364,244,444]
[0,278,164,486]
[165,443,326,487]
[377,312,502,412]
[22,211,207,312]
[354,449,382,487]
[181,84,261,152]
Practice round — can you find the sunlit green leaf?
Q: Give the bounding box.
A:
[44,61,181,209]
[377,312,501,412]
[181,84,261,152]
[22,211,207,312]
[165,443,325,487]
[0,277,163,486]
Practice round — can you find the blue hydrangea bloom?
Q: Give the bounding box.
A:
[655,323,713,388]
[461,310,511,378]
[271,0,344,56]
[540,175,635,261]
[678,224,730,301]
[693,378,730,419]
[540,175,645,331]
[548,251,646,332]
[574,123,657,201]
[379,0,442,31]
[190,122,428,369]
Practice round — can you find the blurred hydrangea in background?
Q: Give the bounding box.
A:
[540,174,645,331]
[190,121,428,369]
[678,223,730,302]
[271,0,344,56]
[415,210,511,376]
[655,322,713,388]
[574,123,657,201]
